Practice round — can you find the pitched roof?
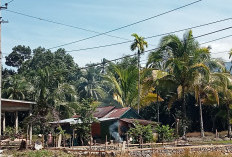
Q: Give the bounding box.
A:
[93,106,115,118]
[103,107,130,118]
[120,118,157,126]
[2,98,36,104]
[73,106,115,118]
[50,118,82,125]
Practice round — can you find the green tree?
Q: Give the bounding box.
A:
[2,74,33,100]
[147,30,210,136]
[131,33,148,113]
[105,61,138,107]
[213,72,232,137]
[156,124,174,142]
[193,72,220,137]
[74,98,97,145]
[5,45,31,68]
[77,66,107,101]
[128,122,154,143]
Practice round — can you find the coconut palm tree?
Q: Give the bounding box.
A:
[2,74,32,100]
[105,62,138,107]
[131,33,148,113]
[193,72,220,137]
[191,46,225,138]
[229,48,232,72]
[77,66,107,101]
[147,30,211,136]
[211,72,232,137]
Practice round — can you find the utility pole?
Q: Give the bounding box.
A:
[0,0,8,137]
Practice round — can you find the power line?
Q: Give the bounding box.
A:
[48,0,202,50]
[5,0,14,4]
[66,17,232,53]
[195,27,232,39]
[211,50,230,54]
[79,31,232,70]
[5,9,130,41]
[200,34,232,45]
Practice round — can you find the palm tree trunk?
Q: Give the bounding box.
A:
[199,94,205,137]
[157,89,159,123]
[227,104,232,137]
[182,88,187,138]
[137,51,140,114]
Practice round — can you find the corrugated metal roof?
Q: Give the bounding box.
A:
[2,98,36,104]
[72,106,115,118]
[98,117,117,121]
[120,118,157,126]
[49,118,82,125]
[93,106,115,118]
[103,107,130,118]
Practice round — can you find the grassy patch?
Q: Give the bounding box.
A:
[9,150,74,157]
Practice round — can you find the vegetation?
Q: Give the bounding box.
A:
[11,150,74,157]
[156,124,174,142]
[2,29,232,146]
[128,122,154,143]
[73,98,97,145]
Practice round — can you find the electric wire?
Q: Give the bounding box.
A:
[66,18,232,53]
[47,0,203,50]
[200,34,232,45]
[5,9,130,41]
[79,32,232,70]
[5,0,14,4]
[211,50,230,54]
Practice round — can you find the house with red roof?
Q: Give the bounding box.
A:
[51,106,156,143]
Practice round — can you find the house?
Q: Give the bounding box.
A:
[51,106,156,143]
[0,98,36,144]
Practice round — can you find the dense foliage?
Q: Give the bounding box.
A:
[128,122,154,143]
[3,30,232,143]
[156,124,174,142]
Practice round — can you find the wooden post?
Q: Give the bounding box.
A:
[26,125,28,149]
[105,135,107,152]
[42,134,45,147]
[126,133,129,152]
[72,129,74,148]
[89,124,92,156]
[58,134,62,148]
[15,111,18,134]
[29,118,32,145]
[2,112,5,133]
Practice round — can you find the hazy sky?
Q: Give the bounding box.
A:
[1,0,232,67]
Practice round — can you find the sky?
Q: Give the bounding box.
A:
[1,0,232,68]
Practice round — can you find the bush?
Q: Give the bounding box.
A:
[4,126,15,140]
[156,124,174,142]
[128,122,154,143]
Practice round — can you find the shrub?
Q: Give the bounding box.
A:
[155,124,174,142]
[128,122,154,143]
[4,126,15,140]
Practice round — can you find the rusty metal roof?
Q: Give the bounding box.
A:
[103,107,130,118]
[120,118,157,126]
[73,106,115,118]
[93,106,115,118]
